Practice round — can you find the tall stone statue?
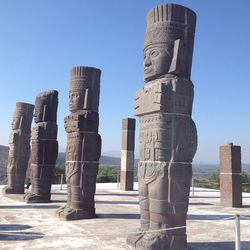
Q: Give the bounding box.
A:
[4,102,34,194]
[128,4,197,250]
[25,90,58,203]
[58,66,101,220]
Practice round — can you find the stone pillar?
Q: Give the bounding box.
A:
[220,143,242,207]
[3,102,34,194]
[120,118,136,191]
[127,4,197,250]
[25,90,58,203]
[58,66,101,221]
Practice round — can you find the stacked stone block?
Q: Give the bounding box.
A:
[220,143,242,207]
[58,66,101,221]
[4,102,34,194]
[120,118,136,191]
[25,90,58,203]
[127,4,197,250]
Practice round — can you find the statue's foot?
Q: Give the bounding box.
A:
[135,232,164,250]
[58,207,96,221]
[24,193,50,203]
[3,186,24,194]
[56,204,70,216]
[136,232,187,250]
[126,229,145,249]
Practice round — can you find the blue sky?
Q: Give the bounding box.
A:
[0,0,249,163]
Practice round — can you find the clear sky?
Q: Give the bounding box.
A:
[0,0,249,164]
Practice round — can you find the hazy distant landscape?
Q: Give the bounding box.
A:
[1,145,250,184]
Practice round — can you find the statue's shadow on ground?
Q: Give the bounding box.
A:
[0,224,44,241]
[188,241,250,250]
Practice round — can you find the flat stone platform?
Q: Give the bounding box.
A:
[0,183,250,250]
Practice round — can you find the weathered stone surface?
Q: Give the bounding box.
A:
[24,90,58,203]
[127,4,197,250]
[58,66,102,220]
[3,102,34,194]
[120,118,136,191]
[220,143,242,207]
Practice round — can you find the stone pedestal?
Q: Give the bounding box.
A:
[3,102,34,194]
[25,90,58,203]
[58,66,101,221]
[120,118,135,191]
[220,143,242,207]
[127,4,197,250]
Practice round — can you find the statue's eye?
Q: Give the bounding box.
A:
[150,50,160,58]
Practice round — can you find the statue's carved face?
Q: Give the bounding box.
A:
[69,91,83,113]
[11,115,21,130]
[34,96,47,122]
[144,44,173,82]
[34,103,44,123]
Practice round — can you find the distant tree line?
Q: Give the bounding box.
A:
[50,165,118,184]
[194,170,250,193]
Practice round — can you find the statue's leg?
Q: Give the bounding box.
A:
[127,163,149,248]
[3,173,18,194]
[79,163,98,217]
[58,162,80,220]
[25,164,53,203]
[138,162,190,250]
[59,162,97,220]
[57,162,72,215]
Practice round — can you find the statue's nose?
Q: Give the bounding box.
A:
[144,55,151,67]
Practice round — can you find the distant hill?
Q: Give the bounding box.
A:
[57,152,123,166]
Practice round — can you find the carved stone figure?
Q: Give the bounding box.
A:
[127,4,197,250]
[24,90,58,203]
[58,66,101,220]
[3,102,34,194]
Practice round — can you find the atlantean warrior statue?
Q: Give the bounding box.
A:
[4,102,34,194]
[128,4,197,250]
[25,90,58,203]
[58,66,101,220]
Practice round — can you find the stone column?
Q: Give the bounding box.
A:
[25,90,58,203]
[4,102,34,194]
[58,66,101,221]
[220,143,242,207]
[120,118,136,191]
[127,4,197,250]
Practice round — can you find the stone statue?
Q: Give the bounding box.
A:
[127,4,197,250]
[3,102,34,194]
[58,66,102,220]
[25,90,58,203]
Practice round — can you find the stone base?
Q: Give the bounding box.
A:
[58,207,96,221]
[127,230,144,248]
[120,170,134,191]
[24,193,51,203]
[3,186,24,194]
[127,232,187,250]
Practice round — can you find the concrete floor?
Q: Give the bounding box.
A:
[0,183,250,250]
